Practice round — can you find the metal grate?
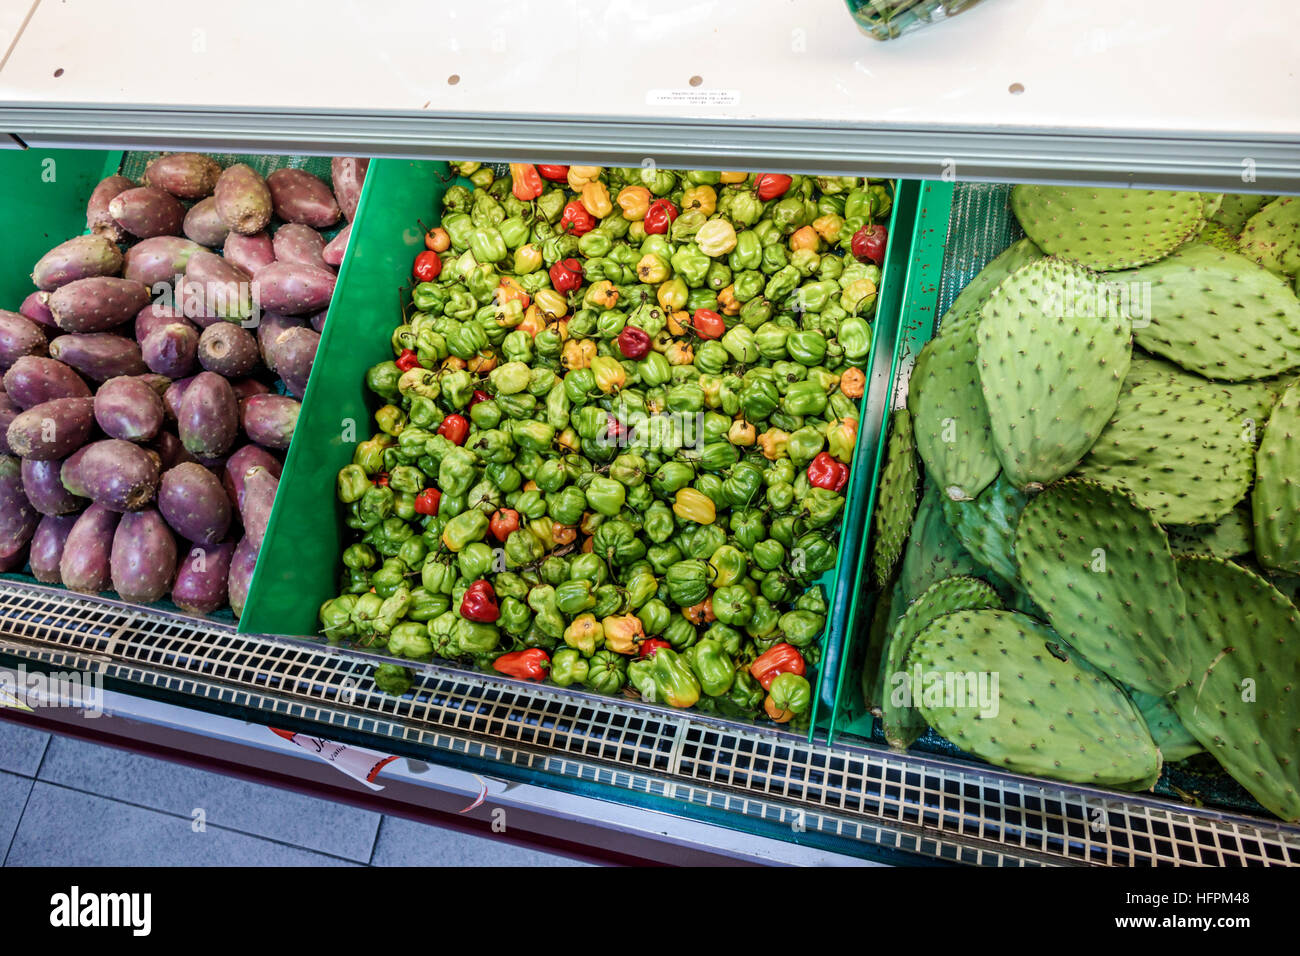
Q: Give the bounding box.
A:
[1,581,1296,866]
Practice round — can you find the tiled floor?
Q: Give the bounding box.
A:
[0,721,590,866]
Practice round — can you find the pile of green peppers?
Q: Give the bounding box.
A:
[320,162,891,727]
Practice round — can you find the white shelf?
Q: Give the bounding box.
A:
[0,0,1297,188]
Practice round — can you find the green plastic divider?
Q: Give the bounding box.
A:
[0,148,122,308]
[827,180,954,743]
[240,160,455,637]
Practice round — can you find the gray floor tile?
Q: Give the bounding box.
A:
[37,735,380,862]
[370,814,594,867]
[0,771,34,861]
[0,719,49,776]
[7,784,357,866]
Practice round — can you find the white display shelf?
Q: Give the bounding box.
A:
[0,0,1296,187]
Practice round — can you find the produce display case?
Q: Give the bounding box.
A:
[1,1,1298,868]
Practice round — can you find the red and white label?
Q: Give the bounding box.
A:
[270,728,397,791]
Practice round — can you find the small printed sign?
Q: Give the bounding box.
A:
[645,88,741,108]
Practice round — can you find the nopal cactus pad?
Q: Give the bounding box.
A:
[1014,479,1189,695]
[908,320,1000,502]
[1010,185,1206,271]
[976,257,1131,489]
[942,238,1044,331]
[942,471,1029,585]
[1238,196,1300,279]
[1111,243,1300,381]
[1171,555,1300,821]
[900,480,985,605]
[872,408,920,588]
[1253,380,1300,574]
[1128,688,1204,763]
[881,576,1002,751]
[1165,507,1254,560]
[1075,380,1253,526]
[907,609,1163,789]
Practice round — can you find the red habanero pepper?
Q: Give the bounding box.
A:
[395,349,422,372]
[468,390,491,409]
[807,452,848,492]
[549,258,585,294]
[374,472,390,488]
[509,163,544,201]
[412,250,442,282]
[437,413,470,446]
[536,164,569,182]
[749,643,806,691]
[493,648,550,681]
[605,414,629,445]
[616,326,651,360]
[414,488,442,516]
[461,580,501,623]
[559,200,596,236]
[755,173,793,201]
[489,508,521,542]
[851,223,888,265]
[690,309,726,340]
[643,199,678,235]
[639,638,672,659]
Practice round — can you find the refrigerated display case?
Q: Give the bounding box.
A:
[1,0,1298,866]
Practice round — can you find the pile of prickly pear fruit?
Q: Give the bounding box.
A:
[0,152,368,619]
[867,185,1300,822]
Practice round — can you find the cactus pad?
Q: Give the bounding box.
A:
[1014,479,1189,695]
[1165,507,1254,560]
[909,320,1000,501]
[881,576,1002,751]
[907,609,1163,789]
[1212,193,1275,234]
[976,257,1131,488]
[1128,688,1204,763]
[900,480,985,605]
[1171,555,1300,821]
[1010,185,1206,271]
[1111,243,1300,381]
[942,470,1029,584]
[1238,196,1300,279]
[942,237,1044,330]
[1253,380,1300,573]
[1075,380,1253,526]
[872,408,920,588]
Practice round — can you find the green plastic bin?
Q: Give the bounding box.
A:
[240,161,917,742]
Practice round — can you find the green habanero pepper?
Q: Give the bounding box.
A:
[689,638,736,696]
[550,648,590,687]
[584,650,627,694]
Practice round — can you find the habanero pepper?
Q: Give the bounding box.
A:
[755,173,793,201]
[851,223,888,265]
[489,507,521,543]
[643,199,678,235]
[493,648,549,681]
[559,200,596,236]
[807,451,849,492]
[549,257,584,294]
[468,389,491,410]
[412,250,442,282]
[414,487,442,516]
[395,349,422,372]
[509,163,544,201]
[749,642,806,690]
[639,637,672,659]
[616,325,651,360]
[536,164,569,182]
[461,579,501,623]
[690,309,726,340]
[437,413,470,446]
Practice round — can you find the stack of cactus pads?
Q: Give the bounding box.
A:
[868,186,1300,822]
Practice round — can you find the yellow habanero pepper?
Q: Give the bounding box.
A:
[590,355,626,394]
[695,219,737,258]
[681,185,717,216]
[637,253,671,284]
[758,429,790,460]
[567,165,602,190]
[665,341,694,366]
[657,277,688,311]
[441,356,467,371]
[529,518,556,550]
[720,171,749,184]
[557,427,581,453]
[602,615,645,655]
[728,419,756,446]
[467,350,498,374]
[789,225,821,253]
[617,185,651,221]
[813,214,843,244]
[667,310,690,336]
[840,367,866,399]
[584,280,620,310]
[564,614,604,656]
[496,276,530,309]
[513,243,544,274]
[580,181,613,219]
[673,488,716,525]
[717,285,741,316]
[517,305,547,338]
[533,288,568,319]
[562,339,596,370]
